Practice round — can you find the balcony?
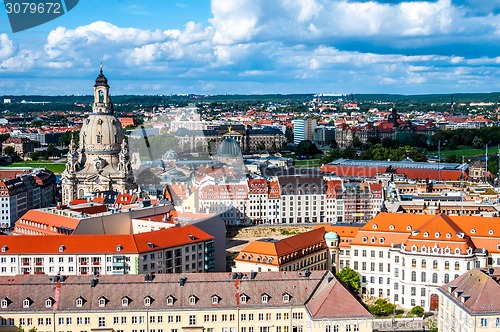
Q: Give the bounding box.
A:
[93,261,100,265]
[35,262,43,266]
[22,262,30,266]
[80,261,88,265]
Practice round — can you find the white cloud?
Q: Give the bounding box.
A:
[0,34,18,60]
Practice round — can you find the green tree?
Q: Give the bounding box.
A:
[3,146,16,156]
[369,299,396,317]
[294,140,321,156]
[336,267,360,292]
[472,136,483,149]
[409,305,425,317]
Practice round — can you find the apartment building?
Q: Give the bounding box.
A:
[0,271,373,332]
[0,224,215,276]
[292,118,317,144]
[0,169,56,229]
[438,268,500,332]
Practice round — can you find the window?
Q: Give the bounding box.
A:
[261,294,269,303]
[445,261,449,270]
[444,273,449,283]
[421,259,426,268]
[99,297,106,307]
[211,296,219,304]
[189,315,196,326]
[23,299,30,308]
[77,317,83,325]
[283,293,290,302]
[433,260,438,269]
[144,297,152,307]
[99,317,106,327]
[167,296,174,305]
[481,318,488,327]
[240,294,247,303]
[411,271,416,282]
[1,299,7,308]
[85,317,90,325]
[45,298,53,308]
[421,272,426,283]
[122,297,129,306]
[189,296,196,305]
[455,262,460,270]
[432,273,438,283]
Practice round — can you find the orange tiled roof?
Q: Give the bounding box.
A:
[0,225,213,255]
[14,210,80,235]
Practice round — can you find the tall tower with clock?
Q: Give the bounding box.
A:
[61,66,137,204]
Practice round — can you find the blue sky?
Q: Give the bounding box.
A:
[0,0,499,95]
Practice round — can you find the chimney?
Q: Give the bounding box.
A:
[250,271,257,279]
[304,269,311,278]
[179,277,187,286]
[90,279,98,288]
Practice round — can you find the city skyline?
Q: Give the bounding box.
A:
[0,0,499,95]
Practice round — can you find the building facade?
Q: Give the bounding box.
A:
[0,271,373,332]
[0,224,215,276]
[293,118,317,145]
[438,268,500,332]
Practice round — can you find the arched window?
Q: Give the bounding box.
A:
[445,261,450,270]
[432,273,438,284]
[421,272,426,283]
[421,259,426,268]
[99,90,104,103]
[411,271,416,282]
[444,274,449,283]
[78,189,84,199]
[433,260,438,269]
[455,262,460,270]
[411,259,416,268]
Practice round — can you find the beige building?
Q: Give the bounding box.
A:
[61,67,137,205]
[0,271,373,332]
[438,268,500,332]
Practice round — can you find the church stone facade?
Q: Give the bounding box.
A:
[61,68,137,204]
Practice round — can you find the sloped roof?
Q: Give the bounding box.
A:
[0,225,212,255]
[439,268,500,315]
[306,277,372,319]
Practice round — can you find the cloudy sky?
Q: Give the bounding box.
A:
[0,0,499,95]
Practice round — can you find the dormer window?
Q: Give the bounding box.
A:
[372,224,378,229]
[76,297,84,307]
[1,298,8,308]
[435,232,440,238]
[489,230,494,235]
[423,232,429,238]
[261,294,269,303]
[166,295,175,306]
[144,296,153,307]
[379,238,385,244]
[446,233,452,239]
[362,237,368,243]
[1,245,7,252]
[371,237,376,243]
[211,295,219,305]
[23,298,31,308]
[98,297,107,307]
[45,298,53,308]
[406,226,412,231]
[471,228,476,234]
[59,245,65,252]
[282,293,291,303]
[189,295,197,305]
[389,225,395,230]
[240,294,247,304]
[121,297,129,307]
[116,244,122,252]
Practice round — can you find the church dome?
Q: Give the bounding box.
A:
[217,138,242,158]
[324,231,339,241]
[80,114,124,152]
[94,66,109,87]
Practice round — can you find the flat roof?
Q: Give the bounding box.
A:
[327,158,468,171]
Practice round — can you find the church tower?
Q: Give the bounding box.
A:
[61,66,137,204]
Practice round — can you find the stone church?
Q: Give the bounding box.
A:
[61,67,137,204]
